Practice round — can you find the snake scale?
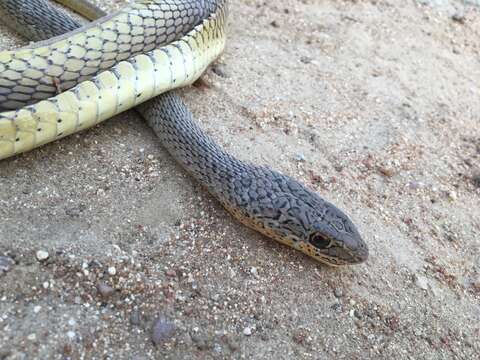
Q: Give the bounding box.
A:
[0,0,369,265]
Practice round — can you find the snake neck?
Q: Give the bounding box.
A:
[137,93,369,266]
[138,93,249,200]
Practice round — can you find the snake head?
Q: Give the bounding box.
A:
[240,173,368,266]
[304,203,369,266]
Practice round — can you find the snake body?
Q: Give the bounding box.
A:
[0,0,226,158]
[0,0,369,265]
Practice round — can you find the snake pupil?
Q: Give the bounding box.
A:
[309,233,331,249]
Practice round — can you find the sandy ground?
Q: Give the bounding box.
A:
[1,0,479,359]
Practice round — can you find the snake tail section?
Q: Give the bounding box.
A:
[0,4,227,160]
[0,0,222,110]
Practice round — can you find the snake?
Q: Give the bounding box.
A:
[0,0,369,266]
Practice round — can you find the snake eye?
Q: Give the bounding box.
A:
[309,233,331,249]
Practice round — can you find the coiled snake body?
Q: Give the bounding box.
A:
[0,0,368,265]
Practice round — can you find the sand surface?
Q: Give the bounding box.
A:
[0,0,479,359]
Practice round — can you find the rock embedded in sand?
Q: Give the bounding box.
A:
[151,316,176,346]
[35,250,49,262]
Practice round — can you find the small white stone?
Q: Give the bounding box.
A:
[243,327,252,336]
[415,275,429,290]
[108,266,117,276]
[67,331,76,339]
[27,333,36,341]
[447,191,457,201]
[250,267,258,276]
[36,250,49,261]
[33,306,42,313]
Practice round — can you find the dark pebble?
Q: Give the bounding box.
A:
[270,20,280,28]
[334,288,343,298]
[471,172,480,188]
[191,333,213,350]
[0,350,12,359]
[300,56,312,64]
[224,335,239,351]
[353,309,363,320]
[97,282,114,298]
[212,64,229,78]
[165,269,177,277]
[0,256,15,274]
[129,309,142,326]
[379,166,395,177]
[331,303,342,312]
[151,316,176,346]
[451,12,465,24]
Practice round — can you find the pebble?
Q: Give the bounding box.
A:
[243,327,252,336]
[447,190,457,201]
[212,64,229,78]
[334,288,343,298]
[107,266,117,276]
[415,275,429,290]
[331,303,342,312]
[33,306,42,314]
[213,343,222,353]
[408,181,423,190]
[129,309,142,326]
[353,309,362,320]
[151,316,176,346]
[0,256,15,274]
[451,11,465,23]
[97,282,114,298]
[379,166,395,177]
[225,335,239,351]
[36,250,49,262]
[294,153,306,162]
[165,269,176,277]
[471,275,480,290]
[471,172,480,188]
[191,334,212,350]
[270,20,280,28]
[300,56,313,64]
